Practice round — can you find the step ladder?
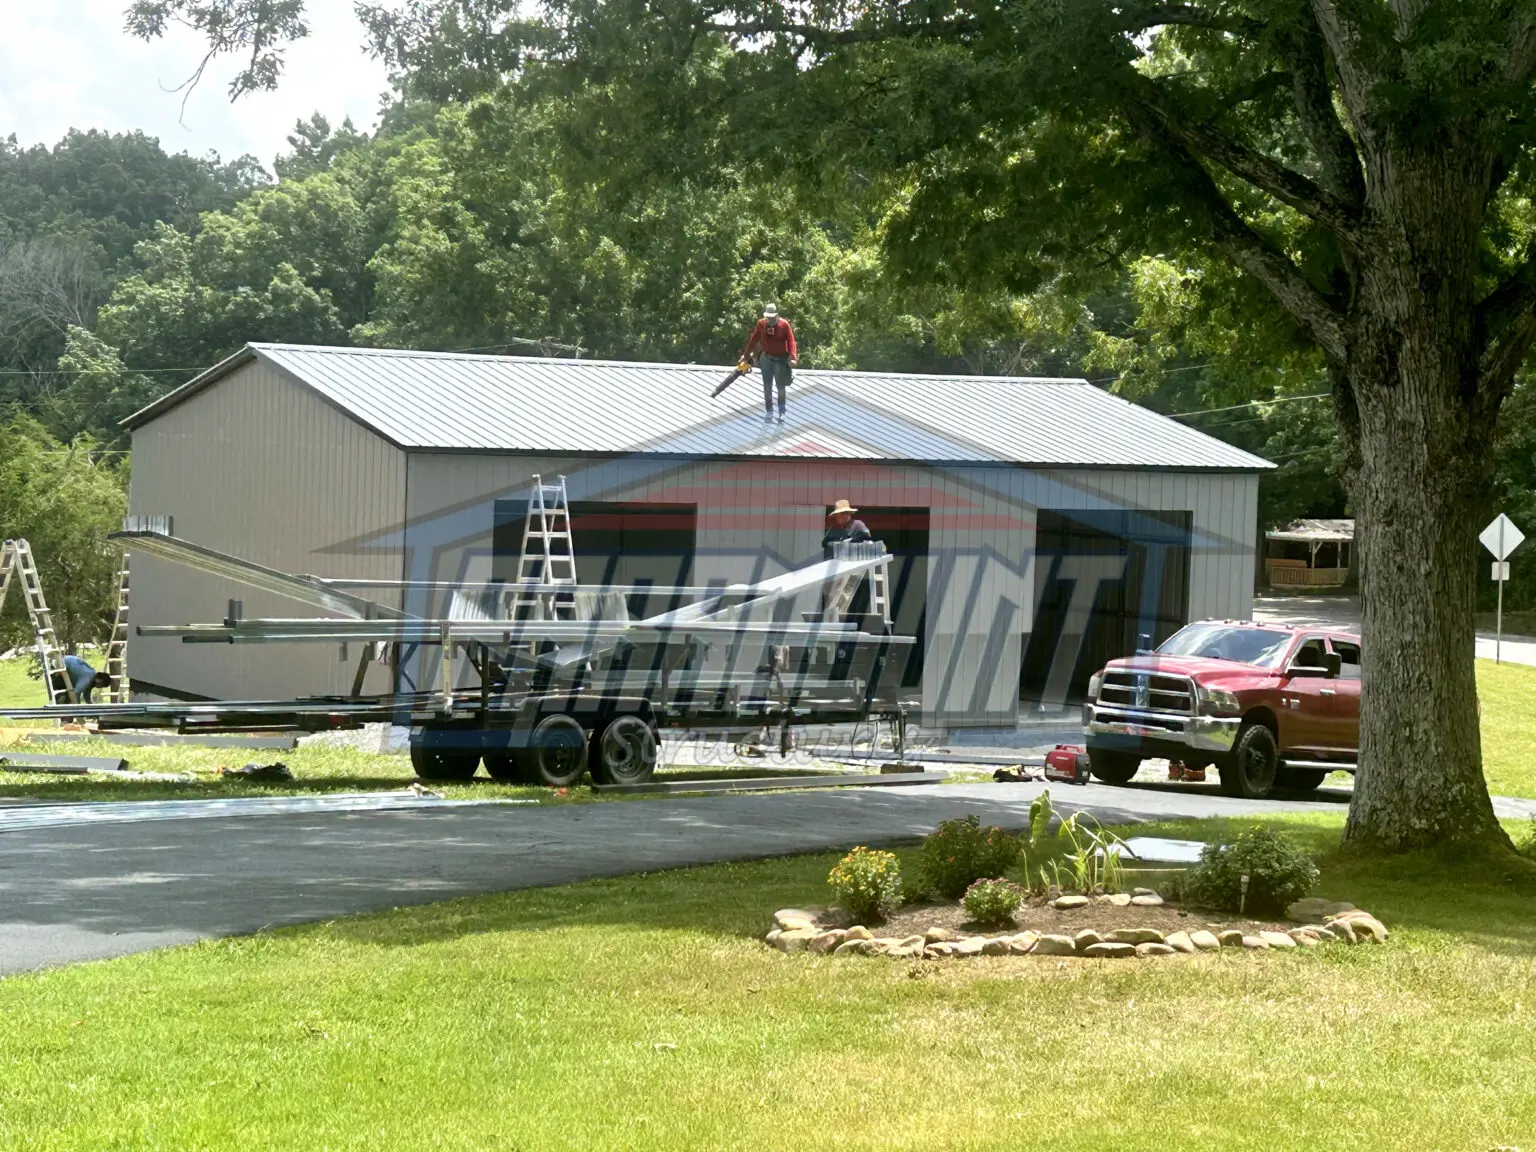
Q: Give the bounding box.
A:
[104,554,130,703]
[511,474,579,626]
[0,538,78,704]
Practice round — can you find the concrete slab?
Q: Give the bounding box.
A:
[594,771,944,795]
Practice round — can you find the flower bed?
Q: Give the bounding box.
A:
[764,892,1388,960]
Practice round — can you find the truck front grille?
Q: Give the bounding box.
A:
[1098,671,1195,715]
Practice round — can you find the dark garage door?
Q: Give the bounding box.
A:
[494,501,698,616]
[1020,509,1191,707]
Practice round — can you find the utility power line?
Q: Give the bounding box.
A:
[1167,392,1330,419]
[0,365,204,376]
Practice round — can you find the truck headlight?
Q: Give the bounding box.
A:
[1087,672,1103,701]
[1197,684,1240,716]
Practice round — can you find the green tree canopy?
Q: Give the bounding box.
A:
[0,416,128,654]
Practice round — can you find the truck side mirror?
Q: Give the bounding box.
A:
[1323,651,1342,679]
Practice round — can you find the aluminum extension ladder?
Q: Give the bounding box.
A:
[511,474,579,625]
[825,540,892,625]
[0,538,77,704]
[104,555,130,703]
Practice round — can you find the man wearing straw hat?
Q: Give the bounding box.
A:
[822,499,873,619]
[822,499,871,557]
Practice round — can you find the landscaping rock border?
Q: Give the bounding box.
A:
[765,893,1389,961]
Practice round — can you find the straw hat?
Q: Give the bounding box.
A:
[829,499,859,516]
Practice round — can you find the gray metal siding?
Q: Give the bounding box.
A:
[400,454,1253,726]
[128,360,407,701]
[124,404,1253,720]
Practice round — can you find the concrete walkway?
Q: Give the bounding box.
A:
[3,780,1533,977]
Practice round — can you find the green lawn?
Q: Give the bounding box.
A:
[0,654,44,710]
[2,815,1534,1150]
[2,653,1534,802]
[0,732,563,803]
[1478,658,1536,798]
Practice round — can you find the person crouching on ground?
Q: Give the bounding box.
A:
[62,653,111,703]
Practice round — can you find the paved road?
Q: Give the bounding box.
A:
[1254,592,1536,667]
[4,780,1533,977]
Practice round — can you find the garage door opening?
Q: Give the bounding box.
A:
[494,500,699,617]
[838,505,929,691]
[1020,509,1191,708]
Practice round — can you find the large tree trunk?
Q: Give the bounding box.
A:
[1342,140,1512,852]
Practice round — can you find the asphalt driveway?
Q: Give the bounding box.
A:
[4,779,1534,977]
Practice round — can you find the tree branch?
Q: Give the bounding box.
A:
[1273,19,1365,207]
[1502,6,1536,83]
[1120,3,1264,37]
[1120,102,1350,362]
[700,18,978,47]
[1128,74,1363,242]
[1309,0,1392,154]
[1476,252,1536,404]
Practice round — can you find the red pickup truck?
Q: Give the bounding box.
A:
[1081,620,1360,799]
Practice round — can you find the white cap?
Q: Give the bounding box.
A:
[763,303,778,319]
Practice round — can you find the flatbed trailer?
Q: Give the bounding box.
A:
[3,518,915,788]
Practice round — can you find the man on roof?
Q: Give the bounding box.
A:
[740,303,798,424]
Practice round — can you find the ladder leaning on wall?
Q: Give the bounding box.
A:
[0,538,78,705]
[104,554,131,703]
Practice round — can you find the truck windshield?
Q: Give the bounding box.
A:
[1156,624,1291,668]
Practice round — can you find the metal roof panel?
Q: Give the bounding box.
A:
[130,343,1274,470]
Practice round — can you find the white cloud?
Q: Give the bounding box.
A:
[0,0,393,170]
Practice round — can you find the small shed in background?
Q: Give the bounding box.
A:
[1265,518,1354,589]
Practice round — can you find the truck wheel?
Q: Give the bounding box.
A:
[409,733,481,781]
[1219,724,1278,799]
[1277,766,1327,793]
[1087,748,1140,785]
[525,714,589,788]
[589,715,660,786]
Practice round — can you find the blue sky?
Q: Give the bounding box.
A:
[0,0,392,171]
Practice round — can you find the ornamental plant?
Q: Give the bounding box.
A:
[1183,826,1320,917]
[922,815,1021,900]
[962,878,1025,927]
[827,846,902,924]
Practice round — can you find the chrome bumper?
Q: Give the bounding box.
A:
[1082,703,1241,755]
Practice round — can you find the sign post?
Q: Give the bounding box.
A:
[1479,514,1526,664]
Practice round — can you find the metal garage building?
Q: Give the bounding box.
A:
[123,343,1271,727]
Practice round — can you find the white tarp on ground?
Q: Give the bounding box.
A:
[0,791,526,834]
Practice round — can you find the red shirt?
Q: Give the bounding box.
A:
[742,318,798,360]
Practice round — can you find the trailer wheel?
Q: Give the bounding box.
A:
[525,714,589,788]
[482,751,522,783]
[409,733,481,781]
[589,715,659,786]
[1218,723,1278,799]
[1087,748,1140,785]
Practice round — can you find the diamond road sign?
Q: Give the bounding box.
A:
[1480,514,1525,561]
